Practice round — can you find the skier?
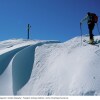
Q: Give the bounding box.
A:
[80,12,97,44]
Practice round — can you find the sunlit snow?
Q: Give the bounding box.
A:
[0,36,100,96]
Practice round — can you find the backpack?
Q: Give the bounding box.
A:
[89,13,98,23]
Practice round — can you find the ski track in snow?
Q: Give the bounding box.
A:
[0,36,100,96]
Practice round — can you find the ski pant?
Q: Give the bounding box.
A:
[88,23,95,40]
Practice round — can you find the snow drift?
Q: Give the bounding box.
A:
[0,36,100,96]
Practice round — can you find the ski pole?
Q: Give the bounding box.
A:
[80,23,83,46]
[96,23,100,35]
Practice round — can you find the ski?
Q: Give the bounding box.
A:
[83,40,99,47]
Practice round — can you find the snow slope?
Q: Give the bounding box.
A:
[0,39,59,95]
[0,36,100,96]
[18,36,100,96]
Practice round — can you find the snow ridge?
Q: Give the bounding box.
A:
[0,36,100,96]
[0,39,60,95]
[12,41,60,95]
[18,36,100,96]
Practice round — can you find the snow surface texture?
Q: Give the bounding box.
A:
[0,36,100,96]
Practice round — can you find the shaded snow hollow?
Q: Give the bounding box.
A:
[0,36,100,96]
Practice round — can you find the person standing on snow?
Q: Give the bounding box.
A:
[80,12,96,44]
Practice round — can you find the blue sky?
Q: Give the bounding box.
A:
[0,0,100,42]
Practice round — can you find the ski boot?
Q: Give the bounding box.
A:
[89,38,94,44]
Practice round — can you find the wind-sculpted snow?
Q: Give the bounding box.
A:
[18,36,100,96]
[12,45,35,95]
[0,39,38,95]
[11,41,60,95]
[1,37,100,96]
[0,46,29,75]
[0,39,60,96]
[0,46,28,95]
